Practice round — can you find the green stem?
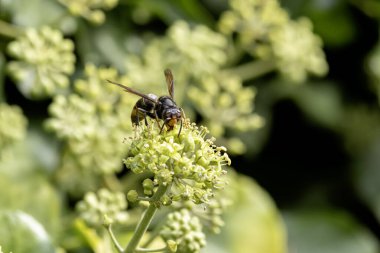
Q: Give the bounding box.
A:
[0,20,24,38]
[105,224,124,253]
[222,59,276,81]
[103,174,123,191]
[135,246,167,252]
[125,184,169,253]
[141,214,167,248]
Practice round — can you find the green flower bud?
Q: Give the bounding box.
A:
[58,0,119,25]
[161,209,206,253]
[143,179,154,196]
[77,188,128,226]
[160,194,172,206]
[127,190,139,203]
[167,240,177,252]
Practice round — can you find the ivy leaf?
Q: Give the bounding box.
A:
[7,0,68,28]
[204,172,287,253]
[0,211,55,253]
[284,208,379,253]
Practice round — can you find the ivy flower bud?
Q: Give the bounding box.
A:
[7,26,75,98]
[127,190,139,203]
[143,178,154,196]
[58,0,119,25]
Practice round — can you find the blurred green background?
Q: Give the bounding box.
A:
[1,0,380,252]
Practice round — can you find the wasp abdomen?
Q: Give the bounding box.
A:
[131,94,158,125]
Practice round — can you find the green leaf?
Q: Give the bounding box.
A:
[0,174,62,239]
[291,82,344,129]
[171,0,215,26]
[76,21,128,72]
[0,211,55,253]
[204,172,287,253]
[282,0,356,47]
[284,208,379,253]
[0,52,4,102]
[354,138,380,223]
[0,129,62,238]
[7,0,67,28]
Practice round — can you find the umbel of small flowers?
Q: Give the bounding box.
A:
[58,0,119,25]
[124,119,230,205]
[6,26,75,98]
[76,188,129,227]
[104,119,231,253]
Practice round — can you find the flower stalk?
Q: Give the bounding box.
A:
[125,184,169,253]
[0,20,24,38]
[223,59,276,81]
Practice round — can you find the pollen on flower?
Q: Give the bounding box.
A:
[123,119,230,205]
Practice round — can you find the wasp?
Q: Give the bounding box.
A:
[107,69,184,136]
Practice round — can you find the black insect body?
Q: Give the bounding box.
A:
[156,96,182,131]
[107,69,183,136]
[131,93,157,126]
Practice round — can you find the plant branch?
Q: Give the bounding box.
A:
[222,59,276,81]
[105,224,124,253]
[0,20,24,38]
[135,246,168,252]
[125,184,169,253]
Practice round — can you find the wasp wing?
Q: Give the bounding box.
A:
[164,69,174,99]
[107,80,158,104]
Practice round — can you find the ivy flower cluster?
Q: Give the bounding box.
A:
[102,121,230,253]
[218,0,328,83]
[188,73,264,153]
[7,26,75,98]
[45,64,133,194]
[0,103,27,160]
[76,188,129,226]
[160,209,206,253]
[125,21,227,92]
[124,120,230,205]
[269,18,328,82]
[58,0,119,24]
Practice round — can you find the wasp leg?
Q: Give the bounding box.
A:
[160,118,170,134]
[154,110,162,129]
[178,118,183,137]
[180,107,186,119]
[136,107,155,126]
